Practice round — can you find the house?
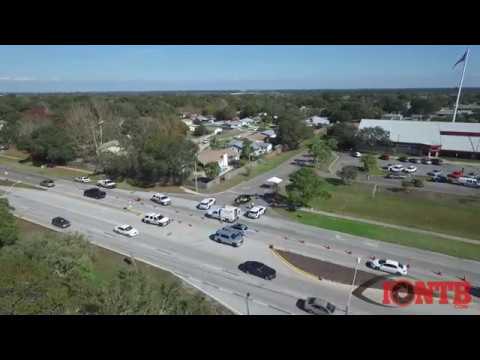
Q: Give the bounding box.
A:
[260,129,277,139]
[305,116,330,127]
[197,148,240,175]
[381,113,404,121]
[239,117,255,126]
[229,139,244,152]
[182,118,196,132]
[252,141,273,156]
[98,140,127,156]
[244,132,268,142]
[359,119,480,158]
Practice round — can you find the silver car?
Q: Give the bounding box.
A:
[303,297,336,315]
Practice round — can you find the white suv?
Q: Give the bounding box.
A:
[367,258,408,276]
[97,179,116,189]
[198,198,216,210]
[246,206,266,219]
[388,164,404,173]
[142,213,170,227]
[151,193,171,206]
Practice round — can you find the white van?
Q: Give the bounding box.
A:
[142,213,171,227]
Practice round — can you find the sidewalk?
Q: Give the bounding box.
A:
[300,207,480,245]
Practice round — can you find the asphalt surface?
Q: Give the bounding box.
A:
[332,153,480,197]
[2,168,480,314]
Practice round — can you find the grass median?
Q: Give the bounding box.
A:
[308,182,480,241]
[278,208,480,261]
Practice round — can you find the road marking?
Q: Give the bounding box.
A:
[267,304,294,315]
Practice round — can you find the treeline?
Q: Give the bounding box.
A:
[0,199,227,315]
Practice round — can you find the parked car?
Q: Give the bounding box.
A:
[431,174,448,183]
[142,213,171,227]
[97,179,116,189]
[431,158,444,165]
[238,261,276,280]
[398,156,408,162]
[234,194,252,205]
[246,206,267,219]
[197,198,216,210]
[351,151,362,158]
[151,193,171,206]
[114,224,139,237]
[74,176,91,183]
[448,170,464,179]
[388,164,404,172]
[0,144,10,150]
[409,158,421,164]
[427,169,442,176]
[386,173,407,179]
[403,165,417,173]
[367,258,408,276]
[212,228,244,247]
[83,187,106,199]
[422,158,432,165]
[379,154,391,160]
[40,179,55,188]
[303,297,336,315]
[51,216,71,228]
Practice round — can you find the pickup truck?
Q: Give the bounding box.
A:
[97,179,116,189]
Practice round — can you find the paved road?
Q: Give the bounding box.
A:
[3,175,480,315]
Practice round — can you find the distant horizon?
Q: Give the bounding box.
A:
[2,86,480,96]
[0,46,479,92]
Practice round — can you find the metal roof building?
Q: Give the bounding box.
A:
[359,119,480,156]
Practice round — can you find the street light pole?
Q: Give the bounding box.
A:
[245,292,251,315]
[194,159,198,193]
[346,256,361,315]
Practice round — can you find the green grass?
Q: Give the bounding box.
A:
[442,156,480,164]
[0,179,45,190]
[307,182,480,241]
[0,156,93,180]
[279,209,480,261]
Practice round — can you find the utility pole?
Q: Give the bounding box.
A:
[346,257,361,315]
[245,292,251,315]
[194,159,198,193]
[453,48,470,123]
[98,120,104,146]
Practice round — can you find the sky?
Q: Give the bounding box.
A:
[0,45,479,92]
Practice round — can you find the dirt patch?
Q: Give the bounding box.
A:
[276,249,384,289]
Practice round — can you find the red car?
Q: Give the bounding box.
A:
[448,171,464,179]
[380,154,391,160]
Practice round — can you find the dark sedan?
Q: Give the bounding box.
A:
[239,261,276,280]
[52,217,71,228]
[229,223,249,234]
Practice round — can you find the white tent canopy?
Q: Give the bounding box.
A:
[266,176,283,185]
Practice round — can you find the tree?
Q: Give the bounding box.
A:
[409,98,441,115]
[338,165,358,184]
[361,154,379,174]
[0,199,18,248]
[286,168,331,207]
[277,111,312,150]
[355,126,392,150]
[308,138,333,167]
[27,125,75,165]
[215,106,236,120]
[329,110,353,123]
[193,124,211,137]
[204,162,221,179]
[241,139,254,160]
[327,122,357,150]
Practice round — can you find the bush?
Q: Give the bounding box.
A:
[0,198,18,248]
[412,178,424,188]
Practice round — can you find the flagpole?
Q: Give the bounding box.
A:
[452,48,470,123]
